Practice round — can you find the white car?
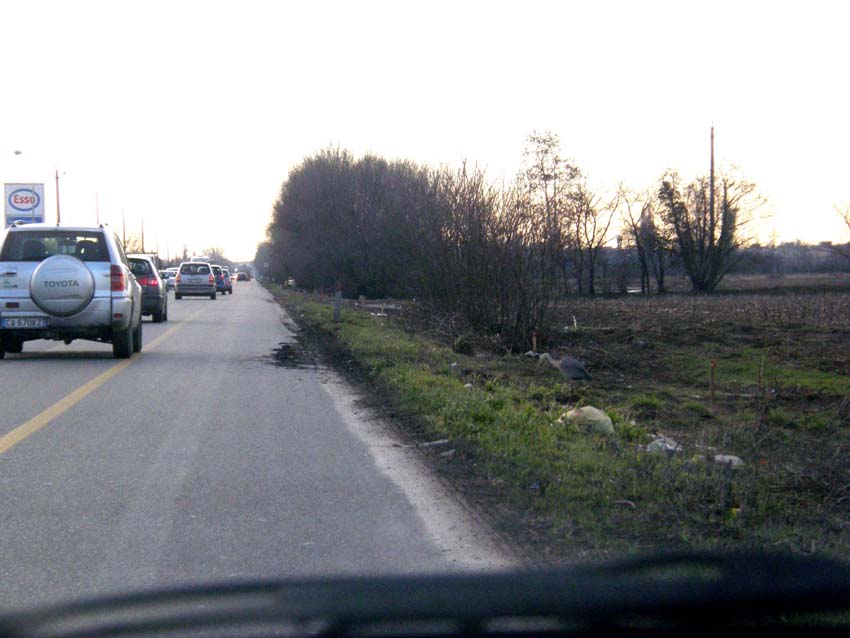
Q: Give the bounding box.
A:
[162,267,179,291]
[174,261,216,300]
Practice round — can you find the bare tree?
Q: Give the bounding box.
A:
[564,182,619,295]
[522,133,620,296]
[523,132,580,219]
[267,147,438,297]
[204,246,231,268]
[408,162,566,348]
[659,167,761,292]
[622,189,652,293]
[522,131,581,293]
[657,129,764,292]
[123,233,144,254]
[640,198,674,294]
[490,180,565,346]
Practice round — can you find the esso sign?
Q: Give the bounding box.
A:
[9,188,41,212]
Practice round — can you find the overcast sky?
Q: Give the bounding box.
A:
[1,0,848,260]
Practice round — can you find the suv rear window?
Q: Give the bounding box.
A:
[0,231,109,262]
[128,258,153,275]
[180,263,211,275]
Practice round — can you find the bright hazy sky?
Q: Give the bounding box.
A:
[1,0,848,260]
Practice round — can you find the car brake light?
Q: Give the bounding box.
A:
[175,273,181,283]
[209,274,215,284]
[110,265,125,291]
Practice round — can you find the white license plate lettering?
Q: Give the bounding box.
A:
[1,318,48,328]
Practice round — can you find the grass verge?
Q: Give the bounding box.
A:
[271,286,850,562]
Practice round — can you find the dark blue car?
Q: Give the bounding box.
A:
[211,264,227,294]
[222,268,233,294]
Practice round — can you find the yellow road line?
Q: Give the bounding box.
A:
[0,306,207,454]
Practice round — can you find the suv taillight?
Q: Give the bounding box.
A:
[175,273,181,283]
[110,265,125,291]
[209,274,215,284]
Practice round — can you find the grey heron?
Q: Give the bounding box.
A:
[539,353,592,381]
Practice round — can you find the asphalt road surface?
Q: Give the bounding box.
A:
[0,281,508,612]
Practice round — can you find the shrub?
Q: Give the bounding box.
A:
[453,334,475,355]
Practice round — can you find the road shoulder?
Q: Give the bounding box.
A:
[268,289,559,568]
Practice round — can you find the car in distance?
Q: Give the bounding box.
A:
[222,268,233,294]
[0,222,143,358]
[175,262,216,300]
[161,267,178,291]
[128,256,168,322]
[236,271,249,281]
[211,264,227,295]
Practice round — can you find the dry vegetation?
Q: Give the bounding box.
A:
[663,272,850,294]
[274,283,850,562]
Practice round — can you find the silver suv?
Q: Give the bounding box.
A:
[0,223,143,359]
[175,261,216,300]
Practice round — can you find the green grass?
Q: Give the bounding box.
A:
[630,393,665,420]
[667,347,850,396]
[683,401,713,419]
[272,287,850,560]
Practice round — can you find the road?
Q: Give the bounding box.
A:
[0,281,508,612]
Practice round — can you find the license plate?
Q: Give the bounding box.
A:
[1,317,48,329]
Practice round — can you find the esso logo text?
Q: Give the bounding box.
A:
[8,189,41,212]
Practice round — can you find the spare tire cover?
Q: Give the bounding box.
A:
[30,255,96,317]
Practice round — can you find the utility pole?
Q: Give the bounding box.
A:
[122,210,126,248]
[141,218,145,253]
[709,125,715,225]
[54,169,61,225]
[96,193,100,225]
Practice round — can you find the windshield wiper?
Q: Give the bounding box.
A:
[3,551,850,638]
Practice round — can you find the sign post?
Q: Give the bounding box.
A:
[5,183,45,226]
